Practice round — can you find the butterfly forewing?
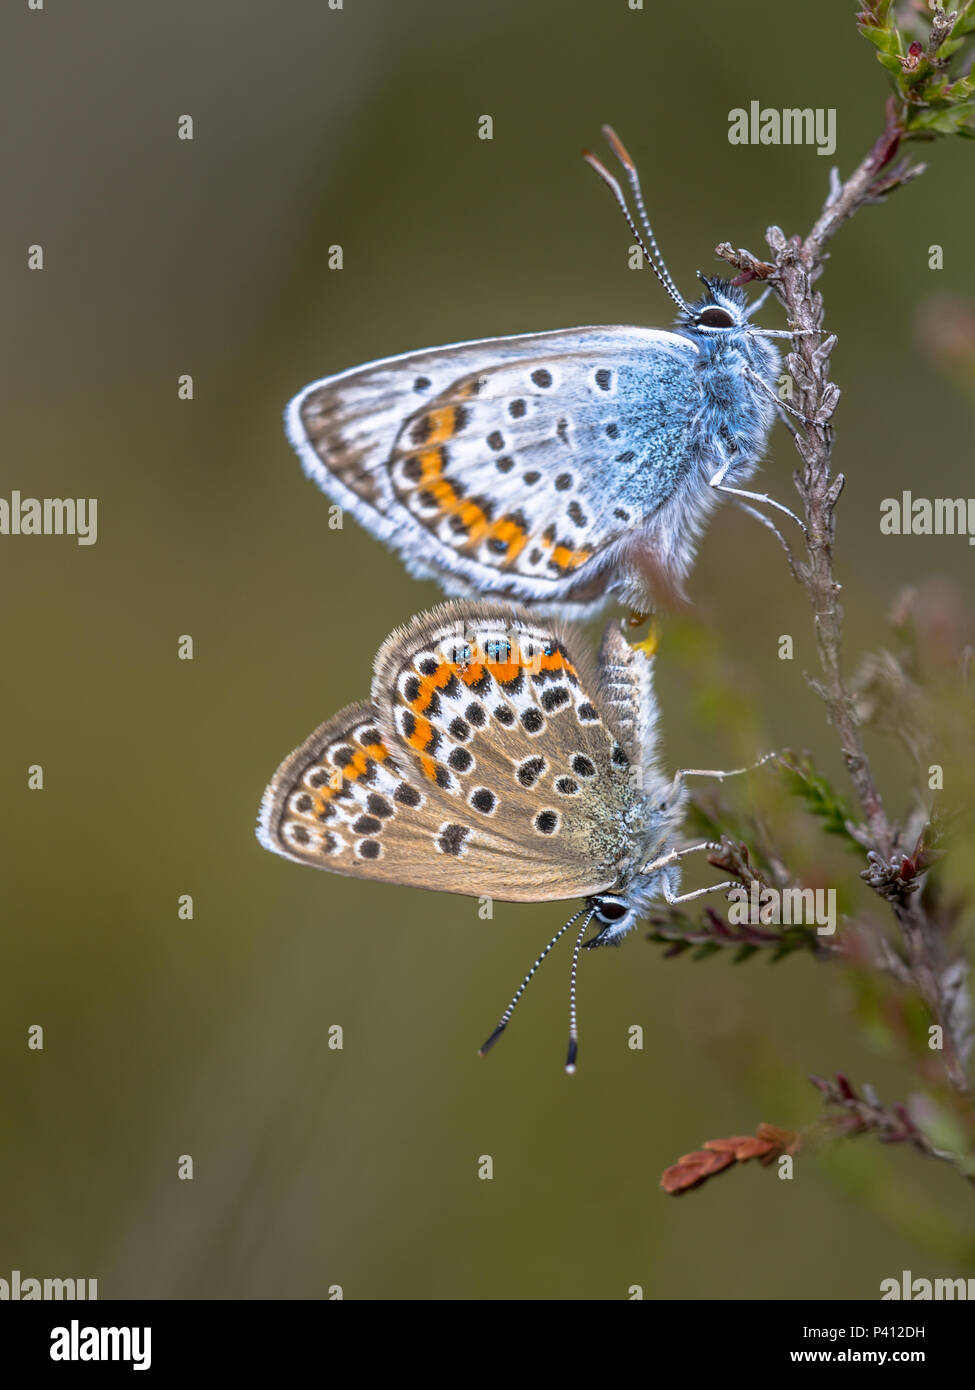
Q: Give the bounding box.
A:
[258,702,536,892]
[288,328,699,611]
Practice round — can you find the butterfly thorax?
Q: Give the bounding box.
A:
[583,788,685,946]
[682,330,779,482]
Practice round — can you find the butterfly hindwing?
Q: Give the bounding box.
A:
[287,328,699,611]
[368,601,638,900]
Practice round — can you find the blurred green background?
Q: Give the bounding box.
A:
[2,0,973,1299]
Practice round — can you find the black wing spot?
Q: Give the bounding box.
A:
[353,815,382,835]
[531,368,553,388]
[437,823,470,856]
[541,685,570,712]
[499,668,524,696]
[535,810,559,834]
[517,757,546,787]
[410,415,434,446]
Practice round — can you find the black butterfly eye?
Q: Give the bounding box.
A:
[595,898,628,924]
[696,307,735,329]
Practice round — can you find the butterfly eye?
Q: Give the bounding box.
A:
[696,307,735,329]
[594,897,629,925]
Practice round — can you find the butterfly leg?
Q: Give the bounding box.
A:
[713,480,807,533]
[668,750,778,796]
[641,840,722,875]
[774,402,801,440]
[709,451,807,534]
[664,879,737,906]
[743,285,774,319]
[742,364,820,428]
[726,497,803,580]
[641,844,740,899]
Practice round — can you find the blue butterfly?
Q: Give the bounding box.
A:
[286,127,799,618]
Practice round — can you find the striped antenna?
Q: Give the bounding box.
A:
[601,125,685,307]
[565,909,596,1074]
[584,134,688,314]
[478,906,588,1057]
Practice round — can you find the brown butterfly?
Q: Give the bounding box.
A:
[258,602,764,1068]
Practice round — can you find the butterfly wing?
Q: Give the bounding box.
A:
[258,701,549,892]
[257,603,639,902]
[367,601,639,899]
[287,327,700,612]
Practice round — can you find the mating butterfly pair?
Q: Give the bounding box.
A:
[258,130,786,1067]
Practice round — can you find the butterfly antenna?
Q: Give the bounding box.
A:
[583,147,688,314]
[601,125,685,309]
[478,907,587,1057]
[565,908,596,1074]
